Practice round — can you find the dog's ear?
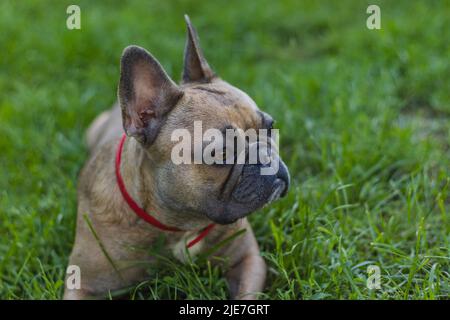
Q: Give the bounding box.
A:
[119,45,183,145]
[182,15,215,83]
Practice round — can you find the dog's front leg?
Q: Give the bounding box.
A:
[219,221,267,300]
[226,252,267,299]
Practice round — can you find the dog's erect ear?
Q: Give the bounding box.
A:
[119,45,183,145]
[182,15,215,83]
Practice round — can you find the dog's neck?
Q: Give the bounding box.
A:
[118,137,212,231]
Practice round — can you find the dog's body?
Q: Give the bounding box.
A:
[64,16,289,300]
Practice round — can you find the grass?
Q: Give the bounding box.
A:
[0,0,449,300]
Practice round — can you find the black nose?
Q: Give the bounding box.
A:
[277,161,290,197]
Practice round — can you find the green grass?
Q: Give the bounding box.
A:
[0,0,449,299]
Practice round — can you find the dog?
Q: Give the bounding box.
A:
[64,15,290,300]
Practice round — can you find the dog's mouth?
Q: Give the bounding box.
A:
[206,178,288,225]
[267,178,286,203]
[205,159,290,225]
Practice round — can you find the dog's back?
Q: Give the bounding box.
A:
[86,103,123,153]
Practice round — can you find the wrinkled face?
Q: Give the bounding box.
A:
[151,80,290,224]
[118,17,289,225]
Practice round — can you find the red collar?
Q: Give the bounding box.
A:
[115,133,215,248]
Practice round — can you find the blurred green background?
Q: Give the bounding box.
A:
[0,0,449,299]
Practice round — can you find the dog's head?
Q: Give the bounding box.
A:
[118,16,290,225]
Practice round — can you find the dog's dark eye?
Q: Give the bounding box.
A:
[214,145,240,167]
[210,147,228,166]
[211,148,226,162]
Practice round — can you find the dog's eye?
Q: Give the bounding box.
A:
[216,148,229,164]
[211,147,233,166]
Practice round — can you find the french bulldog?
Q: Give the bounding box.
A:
[64,15,290,300]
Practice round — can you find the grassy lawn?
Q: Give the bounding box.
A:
[0,0,449,299]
